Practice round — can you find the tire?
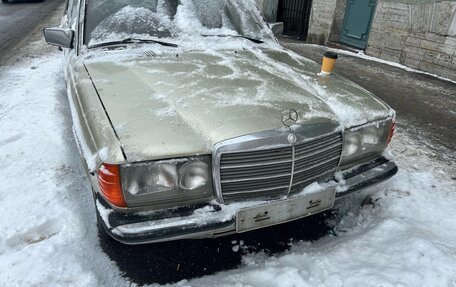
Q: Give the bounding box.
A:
[1,0,8,4]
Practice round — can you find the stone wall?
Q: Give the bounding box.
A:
[306,0,338,45]
[257,0,455,81]
[328,0,348,43]
[276,0,456,81]
[366,0,456,81]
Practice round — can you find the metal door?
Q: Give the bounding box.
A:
[340,0,376,49]
[277,0,312,40]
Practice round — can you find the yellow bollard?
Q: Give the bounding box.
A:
[321,52,338,75]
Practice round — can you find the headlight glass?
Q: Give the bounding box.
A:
[180,161,209,190]
[123,162,178,195]
[342,132,362,157]
[340,119,393,167]
[120,156,214,208]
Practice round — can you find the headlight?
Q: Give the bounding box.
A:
[180,161,209,190]
[340,119,393,167]
[123,162,178,195]
[120,156,214,208]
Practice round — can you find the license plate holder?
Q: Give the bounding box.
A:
[236,188,336,233]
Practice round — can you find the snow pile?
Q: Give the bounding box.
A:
[87,0,275,47]
[90,6,174,45]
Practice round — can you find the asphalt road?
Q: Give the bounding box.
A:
[0,0,63,64]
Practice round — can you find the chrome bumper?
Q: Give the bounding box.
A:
[96,157,397,245]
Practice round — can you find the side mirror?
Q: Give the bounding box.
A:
[43,28,74,49]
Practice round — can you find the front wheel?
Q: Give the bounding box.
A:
[1,0,9,4]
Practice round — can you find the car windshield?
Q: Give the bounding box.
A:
[84,0,274,47]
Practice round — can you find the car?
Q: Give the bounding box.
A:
[44,0,397,245]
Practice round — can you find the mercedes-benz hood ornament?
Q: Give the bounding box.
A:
[281,108,298,130]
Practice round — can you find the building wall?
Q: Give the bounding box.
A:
[266,0,456,81]
[306,0,338,45]
[328,0,348,43]
[366,0,456,81]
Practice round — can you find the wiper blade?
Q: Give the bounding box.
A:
[89,38,178,49]
[202,34,264,44]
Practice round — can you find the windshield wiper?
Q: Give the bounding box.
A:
[202,34,264,44]
[89,38,178,49]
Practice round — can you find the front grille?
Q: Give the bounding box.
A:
[220,146,292,202]
[218,131,342,202]
[290,133,343,192]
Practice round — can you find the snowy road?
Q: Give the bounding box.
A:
[1,14,456,287]
[0,0,64,64]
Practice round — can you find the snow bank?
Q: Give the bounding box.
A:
[0,55,125,286]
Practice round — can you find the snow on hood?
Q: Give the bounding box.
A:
[83,46,390,162]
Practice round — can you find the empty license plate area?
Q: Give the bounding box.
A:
[236,188,336,233]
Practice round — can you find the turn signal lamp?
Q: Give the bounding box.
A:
[321,52,338,75]
[97,164,127,207]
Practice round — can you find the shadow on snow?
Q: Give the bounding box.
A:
[99,212,334,285]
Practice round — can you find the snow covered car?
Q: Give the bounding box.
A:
[44,0,397,244]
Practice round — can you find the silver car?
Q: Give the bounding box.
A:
[44,0,397,244]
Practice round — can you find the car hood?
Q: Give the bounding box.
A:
[84,48,391,162]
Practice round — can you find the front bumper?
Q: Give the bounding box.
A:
[96,157,398,244]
